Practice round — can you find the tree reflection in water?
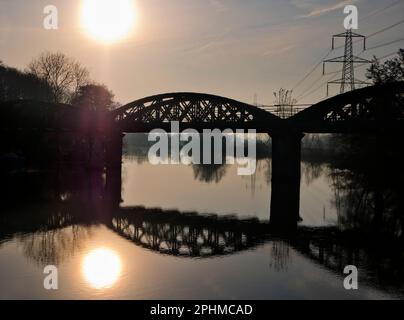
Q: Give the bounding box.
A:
[328,133,404,238]
[192,164,228,184]
[17,225,93,266]
[268,240,290,272]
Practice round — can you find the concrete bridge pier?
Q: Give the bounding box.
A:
[105,132,124,169]
[270,132,304,232]
[87,132,106,170]
[105,132,125,209]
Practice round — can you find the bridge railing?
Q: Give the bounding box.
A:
[257,104,309,119]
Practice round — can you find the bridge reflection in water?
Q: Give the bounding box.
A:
[1,167,404,296]
[109,208,270,258]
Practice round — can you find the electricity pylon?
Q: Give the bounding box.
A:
[323,29,371,95]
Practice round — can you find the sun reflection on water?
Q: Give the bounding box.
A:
[82,248,122,289]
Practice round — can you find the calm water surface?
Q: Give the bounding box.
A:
[0,135,402,299]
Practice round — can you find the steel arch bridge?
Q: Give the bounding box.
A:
[111,92,282,133]
[1,82,403,134]
[110,82,404,134]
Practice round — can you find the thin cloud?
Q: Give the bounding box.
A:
[299,0,359,18]
[179,29,232,54]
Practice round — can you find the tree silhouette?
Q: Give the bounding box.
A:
[367,49,404,84]
[71,84,119,111]
[27,52,90,103]
[0,63,52,102]
[273,88,297,119]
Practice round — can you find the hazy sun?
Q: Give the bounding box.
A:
[81,0,136,44]
[82,248,122,289]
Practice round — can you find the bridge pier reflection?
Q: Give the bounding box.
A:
[270,132,304,232]
[105,132,124,209]
[105,168,122,210]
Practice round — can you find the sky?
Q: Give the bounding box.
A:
[0,0,404,105]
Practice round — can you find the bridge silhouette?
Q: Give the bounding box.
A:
[112,82,404,133]
[1,82,404,230]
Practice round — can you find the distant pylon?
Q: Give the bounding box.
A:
[323,29,371,95]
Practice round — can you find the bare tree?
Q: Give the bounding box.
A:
[273,88,297,119]
[27,52,90,103]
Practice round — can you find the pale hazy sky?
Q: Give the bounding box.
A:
[1,0,404,105]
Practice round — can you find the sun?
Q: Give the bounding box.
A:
[81,0,136,44]
[82,248,122,289]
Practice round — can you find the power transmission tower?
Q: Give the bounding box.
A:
[323,29,371,95]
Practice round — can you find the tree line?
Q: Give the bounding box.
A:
[0,52,120,111]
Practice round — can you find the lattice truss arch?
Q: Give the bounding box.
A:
[291,82,404,125]
[108,210,267,258]
[324,93,404,123]
[112,92,277,126]
[111,218,249,257]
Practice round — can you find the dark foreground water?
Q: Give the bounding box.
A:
[0,135,403,299]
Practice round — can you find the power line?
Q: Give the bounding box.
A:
[360,0,404,22]
[296,47,365,100]
[367,37,404,51]
[260,104,312,108]
[291,49,332,91]
[366,18,404,39]
[291,14,404,93]
[295,74,324,100]
[297,73,337,102]
[324,49,403,76]
[294,36,403,98]
[323,30,371,94]
[291,13,404,99]
[331,18,404,51]
[378,51,402,60]
[324,63,367,76]
[297,47,402,102]
[298,50,400,102]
